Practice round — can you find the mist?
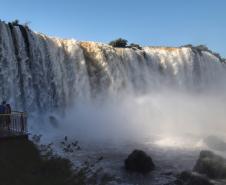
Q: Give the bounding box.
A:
[35,88,226,150]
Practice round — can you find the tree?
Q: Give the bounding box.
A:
[109,38,128,48]
[129,43,142,50]
[196,45,209,52]
[181,44,193,48]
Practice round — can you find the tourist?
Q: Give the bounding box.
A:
[5,104,11,130]
[0,101,6,114]
[0,101,6,127]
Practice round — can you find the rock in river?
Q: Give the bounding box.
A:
[124,149,155,174]
[193,150,226,179]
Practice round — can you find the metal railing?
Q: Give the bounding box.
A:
[0,111,27,134]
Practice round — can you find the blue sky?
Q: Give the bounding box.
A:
[0,0,225,57]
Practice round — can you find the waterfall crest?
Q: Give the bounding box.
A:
[0,21,225,113]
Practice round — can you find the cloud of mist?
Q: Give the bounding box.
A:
[37,89,226,148]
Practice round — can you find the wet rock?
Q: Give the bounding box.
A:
[124,150,155,174]
[72,141,78,147]
[64,136,68,141]
[49,115,59,128]
[161,171,174,176]
[31,134,42,143]
[100,173,115,185]
[97,156,103,162]
[204,136,226,152]
[176,171,214,185]
[193,150,226,179]
[60,141,65,145]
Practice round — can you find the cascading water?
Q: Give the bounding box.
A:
[0,21,90,113]
[1,21,226,184]
[1,21,226,113]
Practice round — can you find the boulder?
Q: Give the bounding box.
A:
[193,150,226,179]
[124,150,155,174]
[175,171,214,185]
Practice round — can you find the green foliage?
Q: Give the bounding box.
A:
[8,19,31,29]
[109,39,143,51]
[109,38,128,48]
[181,44,193,48]
[195,45,209,52]
[181,44,225,63]
[129,43,142,50]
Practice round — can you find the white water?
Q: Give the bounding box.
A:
[1,21,226,113]
[1,21,226,184]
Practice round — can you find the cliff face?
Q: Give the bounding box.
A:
[0,21,226,113]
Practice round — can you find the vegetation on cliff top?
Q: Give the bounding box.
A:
[0,19,30,28]
[109,38,128,48]
[182,44,226,63]
[109,38,142,50]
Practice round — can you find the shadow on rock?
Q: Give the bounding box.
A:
[124,149,155,174]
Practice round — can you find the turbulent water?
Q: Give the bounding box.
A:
[1,21,226,184]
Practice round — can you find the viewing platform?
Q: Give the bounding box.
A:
[0,111,28,140]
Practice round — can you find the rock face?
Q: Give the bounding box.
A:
[124,150,155,174]
[193,150,226,179]
[176,171,214,185]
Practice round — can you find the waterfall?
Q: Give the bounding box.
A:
[0,21,90,113]
[0,21,226,114]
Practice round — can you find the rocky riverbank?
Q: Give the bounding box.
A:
[1,136,226,185]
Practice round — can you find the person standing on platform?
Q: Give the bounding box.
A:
[0,101,6,127]
[5,104,11,131]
